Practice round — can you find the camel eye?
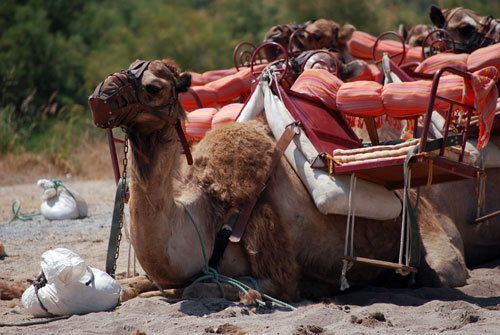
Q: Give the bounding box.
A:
[145,84,161,95]
[458,25,475,37]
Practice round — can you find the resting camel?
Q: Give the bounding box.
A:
[429,5,500,53]
[94,59,470,303]
[398,23,435,47]
[420,138,500,266]
[263,19,363,82]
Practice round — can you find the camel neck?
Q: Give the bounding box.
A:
[126,133,212,285]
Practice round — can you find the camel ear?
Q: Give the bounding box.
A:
[398,24,408,41]
[337,24,356,44]
[176,73,191,93]
[430,5,446,28]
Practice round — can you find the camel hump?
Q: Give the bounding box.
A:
[191,120,276,207]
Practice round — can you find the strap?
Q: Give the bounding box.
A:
[208,213,238,269]
[106,179,128,276]
[230,126,297,242]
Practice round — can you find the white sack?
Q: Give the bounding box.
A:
[37,179,88,220]
[22,248,121,317]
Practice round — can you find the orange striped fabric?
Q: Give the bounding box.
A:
[349,31,423,64]
[183,108,218,140]
[291,69,344,110]
[464,67,500,148]
[179,86,218,111]
[348,31,377,61]
[415,53,468,74]
[337,81,385,117]
[382,81,432,119]
[467,43,500,73]
[434,74,466,111]
[212,103,244,125]
[208,74,244,105]
[185,68,237,86]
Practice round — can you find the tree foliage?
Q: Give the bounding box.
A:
[1,0,499,153]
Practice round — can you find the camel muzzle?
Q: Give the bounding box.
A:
[88,60,162,129]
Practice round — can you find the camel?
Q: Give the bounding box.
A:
[263,19,363,82]
[398,23,435,47]
[429,5,500,53]
[94,59,471,303]
[419,137,500,266]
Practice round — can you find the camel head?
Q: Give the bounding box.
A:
[429,5,499,52]
[399,24,435,47]
[89,59,193,180]
[89,59,191,133]
[286,19,356,63]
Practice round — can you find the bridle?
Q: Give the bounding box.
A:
[88,60,193,165]
[443,8,499,53]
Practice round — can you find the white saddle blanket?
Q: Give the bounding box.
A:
[237,80,402,220]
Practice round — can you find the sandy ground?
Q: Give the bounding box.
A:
[1,179,500,334]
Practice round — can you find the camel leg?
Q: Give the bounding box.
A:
[182,281,263,306]
[119,275,185,302]
[414,194,469,288]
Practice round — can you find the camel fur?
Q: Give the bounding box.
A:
[398,23,435,47]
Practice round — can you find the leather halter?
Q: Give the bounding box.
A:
[88,60,193,165]
[443,8,499,52]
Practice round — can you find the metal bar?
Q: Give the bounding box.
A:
[474,209,500,223]
[418,66,475,155]
[435,96,475,110]
[107,129,121,186]
[461,110,473,162]
[339,256,417,273]
[440,104,454,156]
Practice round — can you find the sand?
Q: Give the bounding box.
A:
[1,179,500,334]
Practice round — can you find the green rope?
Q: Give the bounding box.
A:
[175,199,296,311]
[6,199,42,224]
[46,179,76,200]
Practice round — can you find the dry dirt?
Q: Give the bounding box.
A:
[1,176,500,334]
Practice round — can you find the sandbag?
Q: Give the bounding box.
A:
[37,179,88,220]
[22,248,121,317]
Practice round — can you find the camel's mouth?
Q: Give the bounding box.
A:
[88,60,155,129]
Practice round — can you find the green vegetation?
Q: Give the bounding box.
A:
[1,0,499,169]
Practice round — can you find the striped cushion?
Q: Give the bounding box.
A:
[212,103,244,125]
[382,80,432,118]
[415,53,468,74]
[337,81,384,117]
[291,69,343,110]
[434,74,466,111]
[208,74,244,105]
[467,43,500,73]
[184,108,218,139]
[348,31,376,61]
[201,68,237,83]
[179,86,218,111]
[405,46,423,63]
